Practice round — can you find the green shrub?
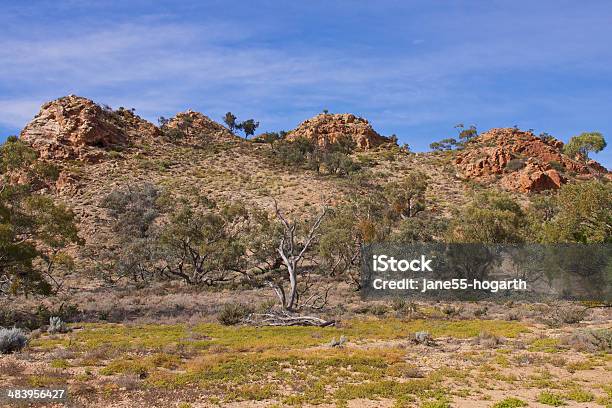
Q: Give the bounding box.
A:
[218,303,254,326]
[368,304,388,317]
[269,136,360,177]
[491,397,527,408]
[543,307,588,327]
[162,127,187,140]
[537,391,565,406]
[549,160,564,172]
[566,388,594,402]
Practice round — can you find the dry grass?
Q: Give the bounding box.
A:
[0,301,605,407]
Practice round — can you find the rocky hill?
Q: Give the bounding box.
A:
[286,113,389,149]
[8,97,470,270]
[9,96,611,264]
[455,128,610,192]
[20,95,161,162]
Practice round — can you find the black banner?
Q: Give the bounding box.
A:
[361,244,612,301]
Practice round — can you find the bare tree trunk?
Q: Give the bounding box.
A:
[271,199,327,311]
[286,259,298,310]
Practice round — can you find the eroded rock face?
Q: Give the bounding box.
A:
[165,110,237,142]
[455,128,609,193]
[20,95,160,161]
[286,113,388,149]
[499,159,567,193]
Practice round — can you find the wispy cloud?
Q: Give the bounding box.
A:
[0,17,606,113]
[0,99,45,129]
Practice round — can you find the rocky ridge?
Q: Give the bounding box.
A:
[15,96,610,196]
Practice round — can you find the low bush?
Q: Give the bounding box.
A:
[0,359,25,376]
[491,397,527,408]
[0,327,28,354]
[48,316,69,334]
[390,299,418,317]
[269,136,361,177]
[549,160,564,172]
[368,304,388,317]
[473,306,488,317]
[473,331,504,348]
[565,388,594,402]
[0,303,79,330]
[441,305,462,318]
[391,298,406,311]
[414,331,432,345]
[537,391,565,406]
[543,306,588,327]
[217,303,254,326]
[560,329,611,352]
[162,127,187,141]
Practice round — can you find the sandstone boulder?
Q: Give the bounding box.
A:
[286,113,388,150]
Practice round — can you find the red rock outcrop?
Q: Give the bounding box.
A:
[286,113,388,149]
[20,95,160,161]
[455,128,609,193]
[499,159,567,192]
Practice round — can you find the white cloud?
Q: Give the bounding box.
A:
[0,99,44,129]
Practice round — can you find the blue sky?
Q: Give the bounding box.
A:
[1,0,611,166]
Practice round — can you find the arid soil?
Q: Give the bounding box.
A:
[1,283,610,408]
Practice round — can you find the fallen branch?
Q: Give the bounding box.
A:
[247,311,335,327]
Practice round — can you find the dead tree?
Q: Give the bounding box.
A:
[268,200,327,311]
